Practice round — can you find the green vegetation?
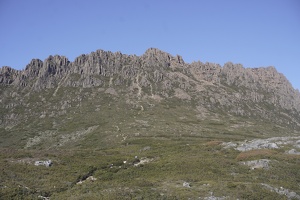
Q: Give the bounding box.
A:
[1,136,299,199]
[1,86,300,199]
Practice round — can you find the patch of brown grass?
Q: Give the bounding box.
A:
[236,149,277,161]
[205,140,223,146]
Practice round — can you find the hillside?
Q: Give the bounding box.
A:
[1,48,300,199]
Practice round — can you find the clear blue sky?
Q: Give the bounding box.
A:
[1,0,299,90]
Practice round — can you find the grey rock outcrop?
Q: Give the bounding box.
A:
[183,181,191,188]
[287,149,300,155]
[240,159,271,170]
[261,183,300,200]
[223,136,300,152]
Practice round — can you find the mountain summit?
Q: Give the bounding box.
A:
[1,48,300,134]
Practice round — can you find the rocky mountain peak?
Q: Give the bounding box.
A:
[142,48,185,67]
[143,48,167,56]
[0,66,18,84]
[0,48,299,129]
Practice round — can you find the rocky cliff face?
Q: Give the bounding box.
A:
[1,48,300,133]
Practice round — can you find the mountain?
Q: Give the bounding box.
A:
[1,48,300,139]
[1,48,300,199]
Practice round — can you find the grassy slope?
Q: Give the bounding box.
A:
[0,86,299,199]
